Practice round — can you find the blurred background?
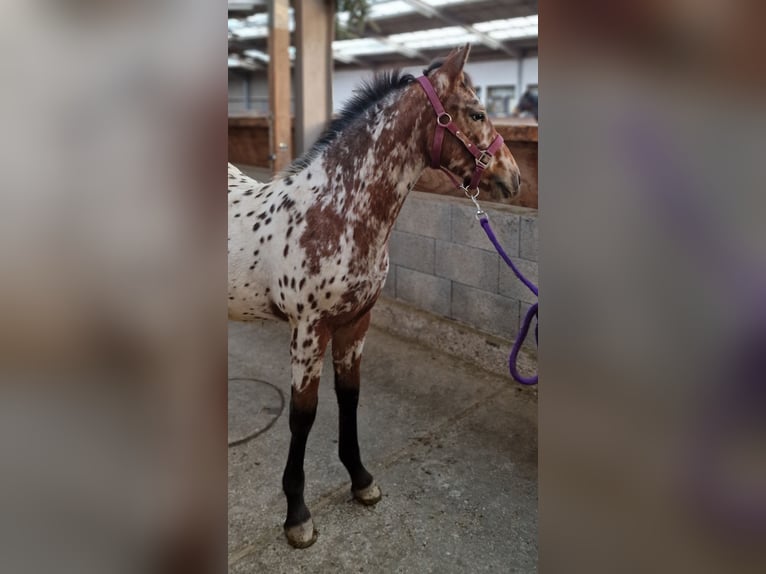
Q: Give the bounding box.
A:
[542,1,766,572]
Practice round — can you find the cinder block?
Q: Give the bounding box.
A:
[435,240,499,292]
[519,301,539,351]
[519,215,538,262]
[396,267,451,316]
[498,258,538,305]
[394,194,451,240]
[451,203,520,255]
[381,264,396,298]
[388,230,435,274]
[451,283,520,339]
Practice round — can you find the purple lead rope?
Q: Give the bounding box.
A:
[479,216,538,385]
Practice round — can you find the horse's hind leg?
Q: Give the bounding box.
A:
[282,320,330,549]
[331,311,382,506]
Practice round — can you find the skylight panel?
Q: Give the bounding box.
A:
[228,55,257,71]
[388,26,477,50]
[242,47,296,62]
[473,16,538,40]
[232,26,268,39]
[368,1,415,19]
[243,49,269,62]
[332,38,396,58]
[230,9,294,39]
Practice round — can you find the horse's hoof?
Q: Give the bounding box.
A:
[284,518,318,549]
[353,482,382,506]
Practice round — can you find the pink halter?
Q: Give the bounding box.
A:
[416,75,505,192]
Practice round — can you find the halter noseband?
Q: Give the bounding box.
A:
[416,75,504,193]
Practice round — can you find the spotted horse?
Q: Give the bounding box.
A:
[228,44,521,548]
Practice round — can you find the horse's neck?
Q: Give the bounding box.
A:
[308,90,428,239]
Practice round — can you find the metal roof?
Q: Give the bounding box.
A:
[228,0,538,72]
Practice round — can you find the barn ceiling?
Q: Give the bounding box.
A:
[228,0,538,72]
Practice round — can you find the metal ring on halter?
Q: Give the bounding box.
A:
[437,112,452,126]
[476,150,492,169]
[461,185,484,219]
[461,184,479,200]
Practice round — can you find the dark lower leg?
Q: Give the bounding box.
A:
[335,379,373,491]
[282,390,317,529]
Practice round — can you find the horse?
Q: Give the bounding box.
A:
[514,89,538,121]
[228,44,521,548]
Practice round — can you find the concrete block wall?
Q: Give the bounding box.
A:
[383,191,538,345]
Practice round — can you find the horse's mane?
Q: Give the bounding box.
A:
[283,59,472,176]
[284,69,416,175]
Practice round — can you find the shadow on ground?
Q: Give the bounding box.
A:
[228,318,537,573]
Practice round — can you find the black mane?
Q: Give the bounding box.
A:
[285,69,416,175]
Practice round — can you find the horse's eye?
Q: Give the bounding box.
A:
[471,112,486,122]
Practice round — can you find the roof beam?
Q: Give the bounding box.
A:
[401,0,517,57]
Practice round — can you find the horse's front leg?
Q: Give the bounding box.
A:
[282,319,330,549]
[331,311,382,506]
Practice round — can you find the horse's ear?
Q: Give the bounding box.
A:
[439,44,471,81]
[459,43,471,68]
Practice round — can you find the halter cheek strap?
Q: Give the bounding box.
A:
[416,75,505,191]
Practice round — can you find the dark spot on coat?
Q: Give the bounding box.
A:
[270,302,287,321]
[280,197,296,211]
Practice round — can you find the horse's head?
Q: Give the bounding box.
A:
[421,44,521,202]
[513,90,538,120]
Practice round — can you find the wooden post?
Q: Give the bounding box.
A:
[268,0,292,173]
[295,0,335,155]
